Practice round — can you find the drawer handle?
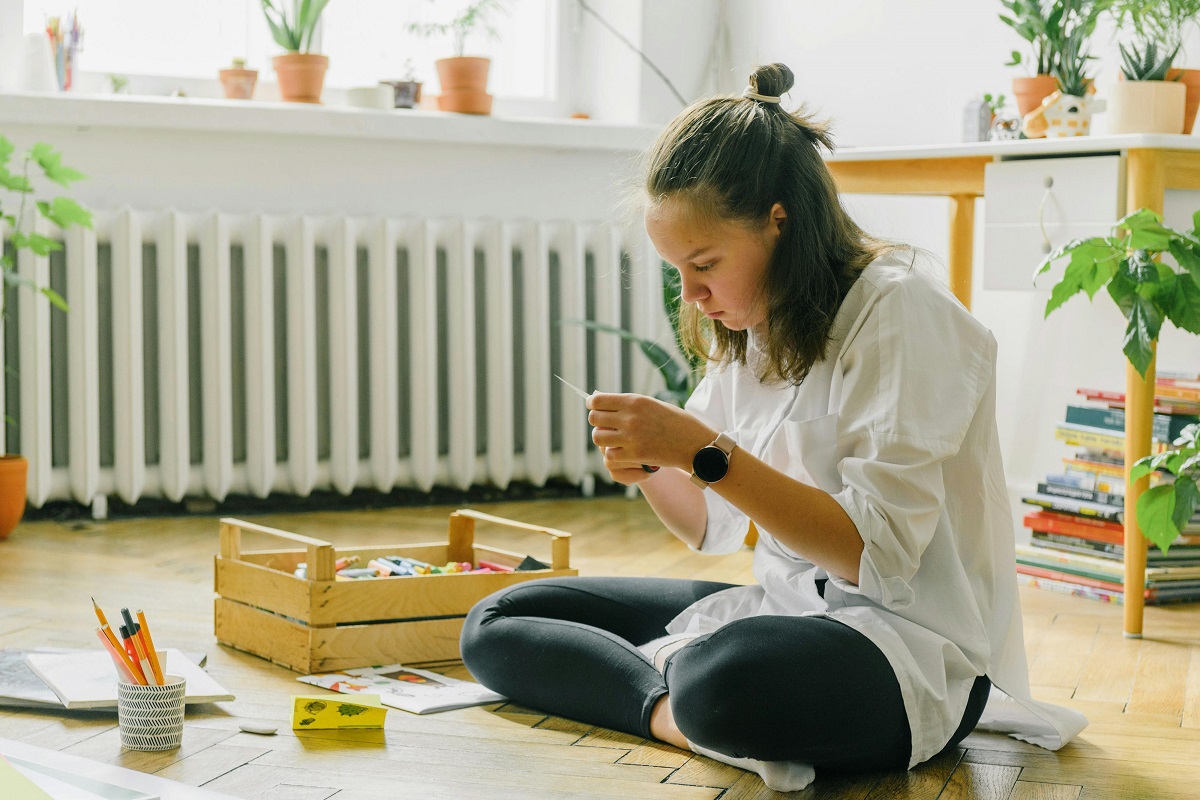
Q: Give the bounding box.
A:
[1038,176,1054,253]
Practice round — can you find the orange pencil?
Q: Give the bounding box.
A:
[91,597,110,629]
[136,610,165,685]
[95,627,141,685]
[129,631,158,686]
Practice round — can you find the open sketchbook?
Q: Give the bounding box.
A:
[0,649,209,710]
[22,649,232,710]
[298,665,504,714]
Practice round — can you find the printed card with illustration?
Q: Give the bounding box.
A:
[297,665,505,715]
[291,694,387,729]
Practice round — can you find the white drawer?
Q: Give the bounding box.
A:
[984,155,1124,226]
[983,221,1118,291]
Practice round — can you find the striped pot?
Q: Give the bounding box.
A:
[118,676,186,751]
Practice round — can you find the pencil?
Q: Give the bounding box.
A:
[96,627,142,685]
[135,610,165,685]
[91,597,110,629]
[129,631,158,686]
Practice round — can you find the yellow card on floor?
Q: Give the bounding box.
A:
[292,694,387,729]
[0,754,52,800]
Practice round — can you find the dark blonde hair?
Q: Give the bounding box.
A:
[644,63,897,385]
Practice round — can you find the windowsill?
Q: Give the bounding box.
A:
[0,90,659,152]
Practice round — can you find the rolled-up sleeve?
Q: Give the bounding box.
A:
[820,276,994,609]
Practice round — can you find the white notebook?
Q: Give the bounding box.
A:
[23,649,234,710]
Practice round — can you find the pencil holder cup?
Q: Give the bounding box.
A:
[117,675,186,751]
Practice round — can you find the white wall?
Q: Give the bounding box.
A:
[712,1,1200,517]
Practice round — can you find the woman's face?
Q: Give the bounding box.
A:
[645,196,785,332]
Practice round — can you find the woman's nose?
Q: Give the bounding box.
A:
[678,274,707,304]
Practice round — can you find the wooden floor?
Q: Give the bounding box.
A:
[0,497,1196,799]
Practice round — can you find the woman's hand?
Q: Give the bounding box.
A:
[587,393,716,485]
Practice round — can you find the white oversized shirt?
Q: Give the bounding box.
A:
[670,253,1087,767]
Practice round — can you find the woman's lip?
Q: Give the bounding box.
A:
[704,310,722,318]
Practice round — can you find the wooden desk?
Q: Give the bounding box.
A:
[826,134,1200,637]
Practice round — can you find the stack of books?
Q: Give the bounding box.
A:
[1018,373,1200,605]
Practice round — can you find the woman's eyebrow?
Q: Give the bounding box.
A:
[683,246,714,261]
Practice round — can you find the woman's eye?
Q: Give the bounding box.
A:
[694,263,714,272]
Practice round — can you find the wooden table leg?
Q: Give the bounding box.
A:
[1122,149,1165,638]
[948,195,976,311]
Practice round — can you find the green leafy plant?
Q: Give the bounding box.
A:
[1035,208,1200,377]
[984,92,1008,115]
[260,0,332,53]
[0,136,91,316]
[565,262,702,408]
[1131,424,1200,552]
[1036,209,1200,553]
[407,0,509,58]
[1000,0,1112,75]
[1053,24,1094,97]
[1118,40,1181,80]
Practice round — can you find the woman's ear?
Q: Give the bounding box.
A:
[768,202,787,239]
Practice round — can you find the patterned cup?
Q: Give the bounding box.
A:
[117,675,186,751]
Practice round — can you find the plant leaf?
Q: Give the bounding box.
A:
[1131,451,1169,482]
[11,231,61,256]
[1171,478,1200,537]
[37,197,92,230]
[1120,208,1177,250]
[567,320,690,394]
[0,168,34,193]
[1122,295,1161,377]
[1167,273,1200,333]
[28,143,85,187]
[40,286,68,312]
[1137,483,1180,552]
[0,136,12,169]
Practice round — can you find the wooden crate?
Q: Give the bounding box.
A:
[214,509,577,674]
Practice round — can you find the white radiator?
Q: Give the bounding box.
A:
[5,210,667,510]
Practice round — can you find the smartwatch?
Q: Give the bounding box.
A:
[690,433,737,489]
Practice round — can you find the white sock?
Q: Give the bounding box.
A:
[688,740,816,793]
[637,634,695,669]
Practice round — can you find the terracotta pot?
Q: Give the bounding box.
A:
[273,53,329,104]
[1167,68,1200,134]
[1013,75,1060,118]
[435,57,492,115]
[218,67,258,100]
[1108,80,1186,134]
[0,455,27,540]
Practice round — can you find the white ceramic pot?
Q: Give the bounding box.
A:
[1108,80,1186,135]
[1024,92,1104,138]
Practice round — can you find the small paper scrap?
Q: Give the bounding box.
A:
[292,694,387,729]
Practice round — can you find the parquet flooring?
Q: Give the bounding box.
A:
[0,497,1194,798]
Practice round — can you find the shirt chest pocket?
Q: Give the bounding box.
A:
[780,412,842,494]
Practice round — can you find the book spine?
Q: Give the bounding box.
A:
[1036,481,1123,507]
[1031,530,1124,556]
[1065,405,1198,443]
[1021,495,1124,524]
[1016,563,1131,594]
[1016,573,1124,604]
[1054,424,1126,453]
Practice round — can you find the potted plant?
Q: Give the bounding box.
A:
[0,135,91,539]
[1035,208,1200,552]
[1001,0,1111,122]
[261,0,332,104]
[1022,18,1103,137]
[407,0,509,115]
[218,57,258,100]
[1111,0,1200,133]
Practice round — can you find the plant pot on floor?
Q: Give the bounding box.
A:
[1108,79,1186,135]
[436,56,492,115]
[0,455,28,540]
[1013,74,1060,118]
[1167,68,1200,134]
[273,53,329,104]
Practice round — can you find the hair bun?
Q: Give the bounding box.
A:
[748,63,794,98]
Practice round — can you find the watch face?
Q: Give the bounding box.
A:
[693,445,730,483]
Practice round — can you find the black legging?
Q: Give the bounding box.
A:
[461,577,990,773]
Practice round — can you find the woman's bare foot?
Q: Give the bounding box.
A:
[649,694,689,750]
